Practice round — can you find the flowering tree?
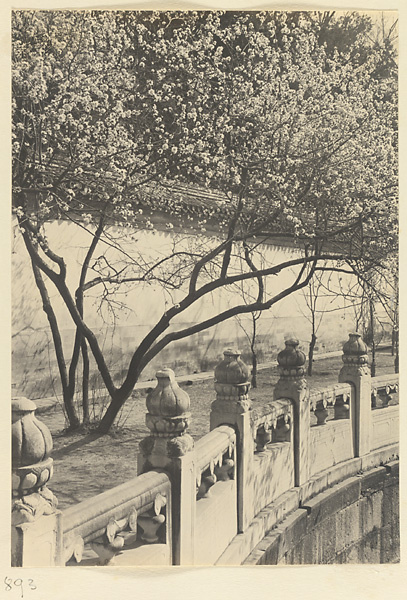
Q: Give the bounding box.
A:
[13,10,206,427]
[12,10,398,432]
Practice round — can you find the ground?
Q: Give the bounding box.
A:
[37,349,396,510]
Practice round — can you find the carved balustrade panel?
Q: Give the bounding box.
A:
[62,471,171,566]
[194,426,236,499]
[371,374,399,410]
[250,397,295,515]
[370,374,399,452]
[310,384,352,426]
[250,399,292,453]
[308,384,354,476]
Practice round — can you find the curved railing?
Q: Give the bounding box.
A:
[11,335,399,567]
[371,374,399,408]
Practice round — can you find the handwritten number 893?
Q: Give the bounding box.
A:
[4,577,36,598]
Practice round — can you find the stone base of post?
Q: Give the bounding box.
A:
[12,511,63,567]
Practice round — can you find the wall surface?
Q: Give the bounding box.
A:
[12,218,366,399]
[244,462,399,565]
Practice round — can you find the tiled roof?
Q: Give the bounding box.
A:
[18,158,362,253]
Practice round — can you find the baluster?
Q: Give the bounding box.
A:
[255,424,273,452]
[88,507,138,566]
[335,393,350,419]
[197,472,217,499]
[314,400,329,425]
[214,457,235,481]
[138,493,167,543]
[273,415,291,442]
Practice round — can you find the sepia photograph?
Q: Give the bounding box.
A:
[9,2,400,577]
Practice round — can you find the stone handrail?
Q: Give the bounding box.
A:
[194,426,236,475]
[371,374,399,408]
[309,383,352,408]
[62,470,171,565]
[250,398,292,426]
[371,373,399,388]
[309,382,352,425]
[250,398,292,452]
[194,425,236,498]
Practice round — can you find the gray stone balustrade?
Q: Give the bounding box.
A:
[194,426,236,498]
[10,333,399,567]
[371,374,399,409]
[138,367,195,564]
[309,383,352,425]
[251,399,292,450]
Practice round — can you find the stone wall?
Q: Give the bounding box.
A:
[245,461,399,564]
[12,218,361,399]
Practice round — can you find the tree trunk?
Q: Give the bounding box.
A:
[251,352,258,388]
[250,314,257,388]
[81,339,90,424]
[370,300,376,377]
[98,365,142,433]
[61,389,80,431]
[307,333,317,376]
[98,391,131,433]
[32,262,80,430]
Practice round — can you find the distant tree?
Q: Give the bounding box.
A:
[335,253,398,375]
[296,268,353,376]
[233,243,268,388]
[301,274,330,376]
[13,10,398,432]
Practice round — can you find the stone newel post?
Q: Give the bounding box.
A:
[210,350,253,531]
[274,339,310,487]
[138,368,195,565]
[338,333,372,457]
[11,397,62,566]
